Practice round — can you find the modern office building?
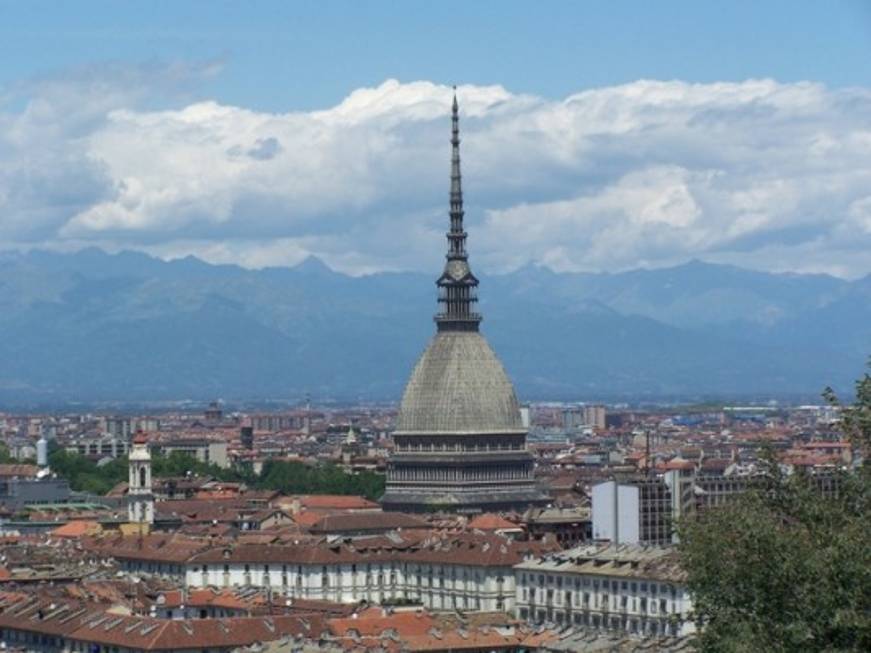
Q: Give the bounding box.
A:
[591,478,673,546]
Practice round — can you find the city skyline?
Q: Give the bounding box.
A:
[0,5,866,650]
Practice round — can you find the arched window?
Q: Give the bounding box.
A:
[139,467,147,488]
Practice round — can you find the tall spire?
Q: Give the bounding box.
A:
[448,90,465,259]
[435,88,481,332]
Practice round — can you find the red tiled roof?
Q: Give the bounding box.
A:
[83,533,212,563]
[309,511,428,534]
[290,511,324,528]
[0,464,38,478]
[0,596,326,651]
[289,495,380,510]
[329,608,435,638]
[189,531,557,568]
[51,520,101,538]
[467,513,521,531]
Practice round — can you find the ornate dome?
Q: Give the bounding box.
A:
[396,331,524,434]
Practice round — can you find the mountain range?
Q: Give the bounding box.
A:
[0,248,867,406]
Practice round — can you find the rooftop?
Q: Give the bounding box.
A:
[516,543,686,583]
[396,332,524,435]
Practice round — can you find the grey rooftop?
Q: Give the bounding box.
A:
[395,331,525,435]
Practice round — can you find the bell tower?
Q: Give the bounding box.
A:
[127,431,154,527]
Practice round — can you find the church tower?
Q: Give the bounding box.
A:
[381,90,548,513]
[127,431,154,526]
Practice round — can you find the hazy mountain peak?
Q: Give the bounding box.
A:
[0,247,864,404]
[291,255,337,275]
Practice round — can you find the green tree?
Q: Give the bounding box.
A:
[678,365,871,652]
[0,442,15,463]
[150,451,255,484]
[48,449,129,495]
[255,460,385,500]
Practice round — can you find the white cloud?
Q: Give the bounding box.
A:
[2,70,871,277]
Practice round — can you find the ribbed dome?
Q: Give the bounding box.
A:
[396,332,524,434]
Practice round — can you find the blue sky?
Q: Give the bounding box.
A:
[4,1,871,110]
[2,2,871,277]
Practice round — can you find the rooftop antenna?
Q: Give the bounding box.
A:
[645,428,652,478]
[303,392,311,436]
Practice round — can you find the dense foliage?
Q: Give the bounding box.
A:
[48,448,129,495]
[256,460,385,500]
[678,366,871,652]
[47,446,385,501]
[151,450,250,483]
[0,442,17,464]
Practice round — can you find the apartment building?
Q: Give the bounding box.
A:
[156,438,229,468]
[514,543,693,637]
[184,533,551,613]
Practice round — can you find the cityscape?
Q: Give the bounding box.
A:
[0,3,868,653]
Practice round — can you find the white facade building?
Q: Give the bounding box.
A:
[514,543,693,637]
[183,534,550,613]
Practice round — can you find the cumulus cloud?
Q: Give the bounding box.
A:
[1,70,871,277]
